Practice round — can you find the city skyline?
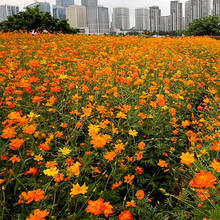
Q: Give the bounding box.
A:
[0,0,189,26]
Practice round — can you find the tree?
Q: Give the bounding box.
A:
[0,5,79,34]
[187,15,220,36]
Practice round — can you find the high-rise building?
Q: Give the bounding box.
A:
[0,5,19,22]
[213,0,220,15]
[149,6,161,32]
[53,5,66,20]
[185,0,212,29]
[27,2,50,13]
[56,0,75,7]
[113,7,130,30]
[98,6,110,34]
[66,5,87,31]
[160,15,172,32]
[85,6,99,33]
[170,0,183,30]
[185,0,192,29]
[135,8,150,31]
[200,0,211,18]
[81,0,98,7]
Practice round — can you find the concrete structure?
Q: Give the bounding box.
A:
[213,0,220,15]
[27,1,51,13]
[135,8,150,31]
[200,0,212,18]
[81,0,98,7]
[185,0,193,29]
[0,4,19,22]
[149,6,161,32]
[53,5,66,19]
[160,15,172,32]
[66,5,87,33]
[185,0,212,29]
[56,0,75,7]
[98,6,110,34]
[84,6,99,33]
[113,7,130,30]
[170,0,183,30]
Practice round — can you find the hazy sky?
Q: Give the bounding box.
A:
[0,0,188,26]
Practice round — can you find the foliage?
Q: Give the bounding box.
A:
[187,15,220,36]
[0,5,79,34]
[0,32,220,219]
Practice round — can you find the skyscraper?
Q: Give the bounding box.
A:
[98,6,110,34]
[81,0,98,7]
[53,5,66,20]
[213,0,220,15]
[0,4,19,22]
[160,15,172,32]
[185,0,192,29]
[56,0,75,7]
[66,5,87,29]
[149,6,161,32]
[135,8,150,31]
[113,7,130,30]
[170,0,183,31]
[200,0,211,18]
[27,1,50,13]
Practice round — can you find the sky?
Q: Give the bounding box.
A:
[0,0,188,27]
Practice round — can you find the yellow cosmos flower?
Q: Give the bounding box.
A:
[43,167,58,177]
[129,129,138,137]
[180,152,195,165]
[34,154,43,161]
[70,183,88,197]
[59,147,72,155]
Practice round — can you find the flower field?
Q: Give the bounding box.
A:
[0,32,220,220]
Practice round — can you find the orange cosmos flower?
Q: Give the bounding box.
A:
[124,174,135,185]
[169,108,176,116]
[32,96,43,103]
[9,155,20,163]
[104,151,117,162]
[116,111,127,119]
[38,143,50,151]
[157,160,168,168]
[114,143,125,153]
[66,162,81,177]
[156,94,165,106]
[189,170,217,189]
[22,124,37,135]
[210,141,220,151]
[86,198,113,217]
[70,183,88,197]
[18,189,44,204]
[90,134,107,148]
[135,189,145,200]
[125,200,136,207]
[24,167,37,176]
[118,210,133,220]
[181,120,190,128]
[138,141,145,150]
[135,166,143,175]
[9,138,24,150]
[180,152,195,165]
[54,173,64,183]
[26,209,49,220]
[1,127,17,139]
[209,159,220,173]
[195,189,210,201]
[111,181,122,190]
